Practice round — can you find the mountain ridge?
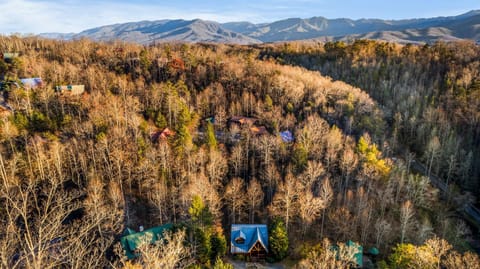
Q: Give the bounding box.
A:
[39,10,480,44]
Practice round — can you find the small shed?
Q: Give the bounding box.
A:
[20,78,44,89]
[280,130,294,142]
[231,224,268,258]
[120,223,173,259]
[55,85,85,95]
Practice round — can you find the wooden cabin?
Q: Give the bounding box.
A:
[55,85,85,95]
[2,52,19,62]
[151,127,175,143]
[231,224,268,260]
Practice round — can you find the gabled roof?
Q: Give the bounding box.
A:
[229,116,257,125]
[151,127,175,143]
[20,78,43,89]
[331,240,363,267]
[280,130,294,143]
[2,52,19,60]
[346,240,363,267]
[120,223,173,259]
[231,224,268,254]
[250,126,268,136]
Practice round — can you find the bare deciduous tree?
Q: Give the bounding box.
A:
[269,173,300,231]
[224,177,246,224]
[400,200,415,243]
[246,178,264,224]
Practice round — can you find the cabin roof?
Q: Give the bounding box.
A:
[151,127,175,142]
[120,223,173,259]
[2,52,19,59]
[229,116,257,125]
[20,78,43,89]
[231,224,268,254]
[331,240,363,267]
[280,130,294,142]
[250,126,268,136]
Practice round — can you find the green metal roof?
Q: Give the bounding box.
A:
[368,247,379,256]
[330,240,363,267]
[120,223,173,259]
[346,240,363,267]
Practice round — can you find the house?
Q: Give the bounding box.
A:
[2,52,19,62]
[229,116,257,126]
[250,126,268,136]
[347,240,363,268]
[120,223,173,259]
[280,130,294,143]
[55,85,85,95]
[231,224,268,259]
[20,78,44,89]
[151,127,175,143]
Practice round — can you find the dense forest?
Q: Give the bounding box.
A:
[260,40,480,197]
[0,36,479,268]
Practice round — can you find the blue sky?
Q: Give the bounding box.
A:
[1,0,479,34]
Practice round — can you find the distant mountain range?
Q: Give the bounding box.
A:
[40,10,480,44]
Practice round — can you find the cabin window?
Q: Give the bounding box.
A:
[235,237,245,244]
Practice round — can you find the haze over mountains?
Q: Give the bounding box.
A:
[40,10,480,44]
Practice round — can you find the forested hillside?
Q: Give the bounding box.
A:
[0,36,478,268]
[261,41,480,198]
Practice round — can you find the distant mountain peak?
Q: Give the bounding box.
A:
[39,10,480,44]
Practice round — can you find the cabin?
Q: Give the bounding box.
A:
[231,224,268,259]
[151,127,175,143]
[229,116,257,126]
[2,52,19,62]
[168,58,185,70]
[347,240,363,268]
[120,223,173,259]
[331,240,363,268]
[250,126,268,136]
[280,130,294,143]
[20,78,44,89]
[55,85,85,95]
